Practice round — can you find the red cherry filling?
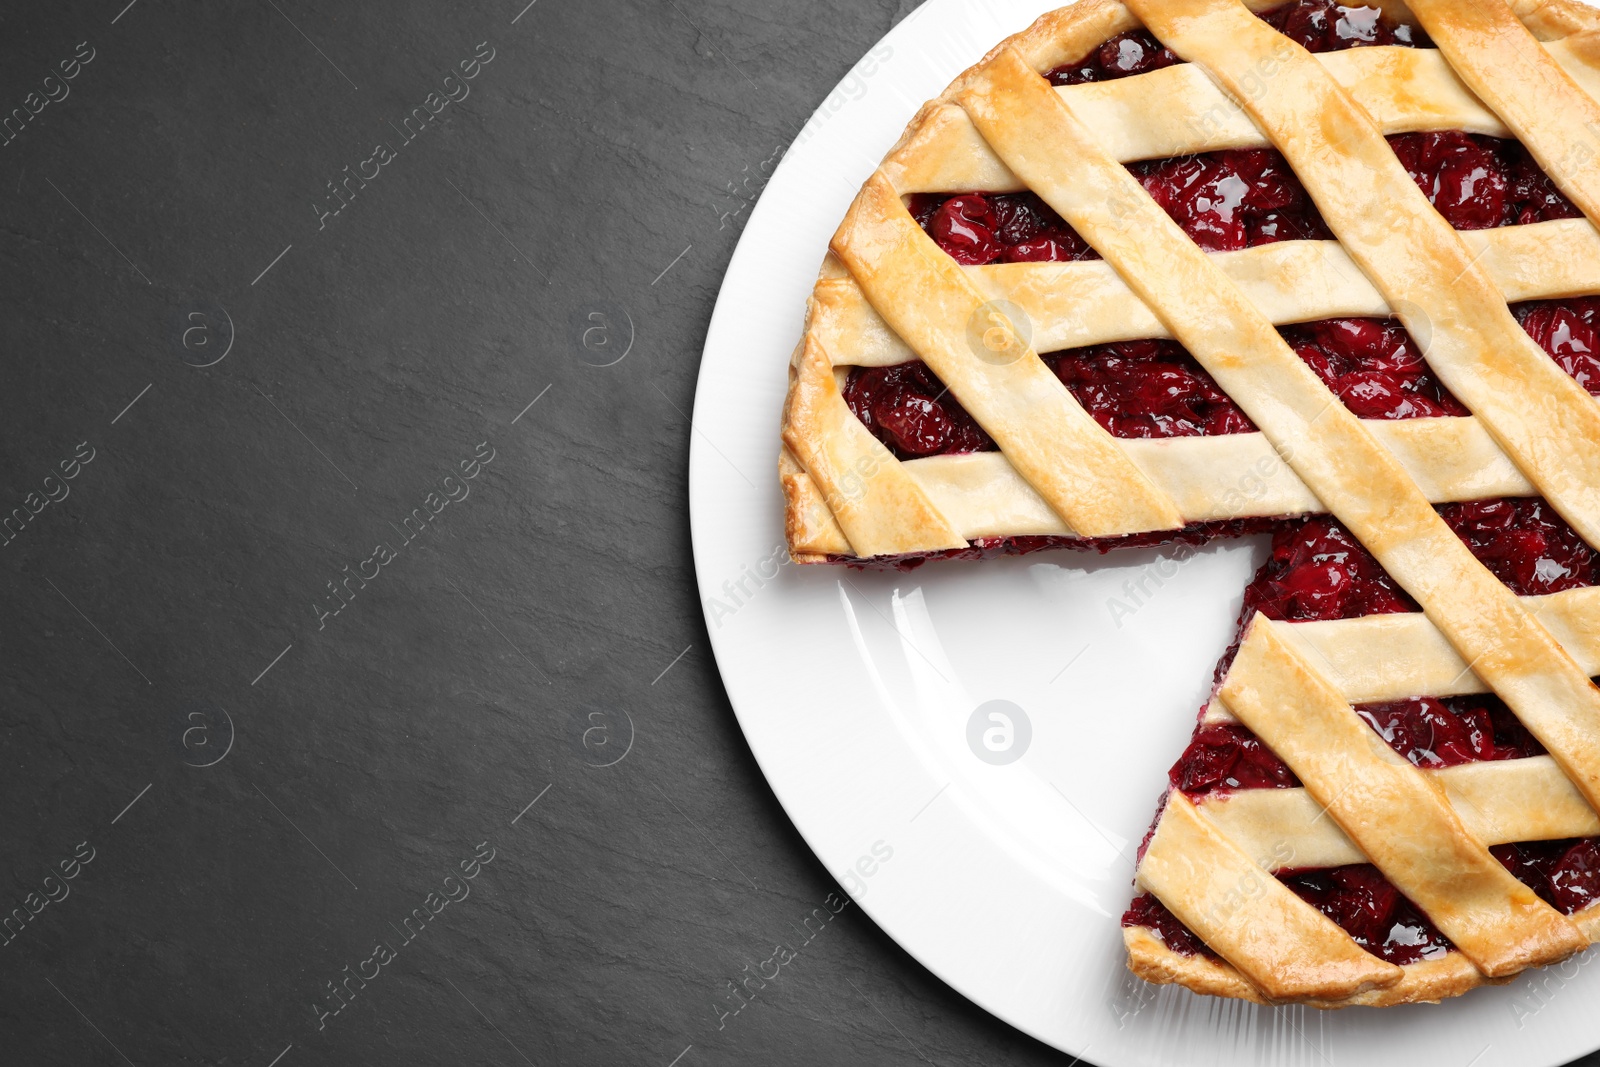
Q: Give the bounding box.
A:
[1281,866,1453,964]
[1046,31,1180,86]
[1390,131,1583,229]
[1438,497,1600,596]
[1258,0,1431,51]
[1047,341,1256,438]
[1494,839,1600,914]
[1121,892,1216,957]
[924,195,1003,266]
[1355,695,1545,769]
[1283,318,1468,420]
[1131,150,1331,251]
[1170,723,1297,794]
[907,191,1095,267]
[842,361,994,459]
[1516,298,1600,397]
[1245,517,1418,625]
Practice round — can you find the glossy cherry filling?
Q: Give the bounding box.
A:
[1256,0,1431,51]
[1492,839,1600,914]
[1280,866,1452,964]
[1514,298,1600,396]
[1389,132,1583,230]
[1123,893,1216,957]
[1048,341,1257,440]
[1441,497,1600,593]
[1238,515,1417,625]
[1048,0,1429,90]
[906,191,1095,267]
[842,360,995,459]
[1283,319,1468,420]
[1046,30,1180,85]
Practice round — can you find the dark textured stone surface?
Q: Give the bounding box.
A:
[0,2,1595,1065]
[0,1,1074,1064]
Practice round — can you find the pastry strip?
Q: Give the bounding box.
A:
[1136,790,1403,999]
[816,220,1600,367]
[1272,587,1600,703]
[1197,584,1600,727]
[1195,584,1600,726]
[886,39,1600,193]
[781,336,965,557]
[785,412,1539,555]
[1200,755,1600,873]
[1220,617,1585,976]
[830,172,1185,537]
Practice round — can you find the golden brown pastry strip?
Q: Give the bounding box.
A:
[1200,755,1600,873]
[1221,618,1585,977]
[781,336,965,557]
[1125,922,1528,1009]
[1137,790,1403,999]
[816,220,1600,368]
[784,412,1541,555]
[884,38,1600,193]
[830,172,1184,537]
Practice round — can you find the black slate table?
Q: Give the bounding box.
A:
[2,2,1596,1065]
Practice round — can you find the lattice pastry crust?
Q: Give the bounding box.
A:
[779,0,1600,1008]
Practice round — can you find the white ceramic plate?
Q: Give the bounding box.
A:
[687,3,1600,1063]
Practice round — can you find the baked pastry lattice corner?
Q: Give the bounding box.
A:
[779,0,1600,1007]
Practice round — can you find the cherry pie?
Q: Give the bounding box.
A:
[780,0,1600,1007]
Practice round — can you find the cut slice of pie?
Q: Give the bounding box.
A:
[779,0,1600,1007]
